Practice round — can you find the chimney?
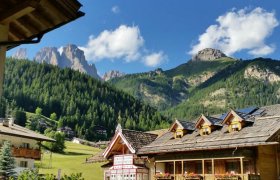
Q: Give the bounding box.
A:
[3,119,9,127]
[2,118,14,127]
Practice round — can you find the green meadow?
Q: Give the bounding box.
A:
[36,141,104,180]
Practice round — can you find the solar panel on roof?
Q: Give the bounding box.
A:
[219,113,228,120]
[251,109,265,116]
[236,107,257,114]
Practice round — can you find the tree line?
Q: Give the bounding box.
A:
[2,58,170,141]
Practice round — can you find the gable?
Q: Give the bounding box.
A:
[222,110,244,125]
[195,115,212,129]
[169,120,183,132]
[103,131,135,159]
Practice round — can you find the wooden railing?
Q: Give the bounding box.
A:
[12,147,41,160]
[155,174,260,180]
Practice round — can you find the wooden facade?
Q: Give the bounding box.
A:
[103,105,280,180]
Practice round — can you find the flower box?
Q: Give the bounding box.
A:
[154,173,172,180]
[184,173,203,180]
[215,174,240,180]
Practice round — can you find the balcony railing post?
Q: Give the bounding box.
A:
[240,157,244,180]
[173,161,175,180]
[211,159,214,176]
[202,159,204,178]
[181,160,183,177]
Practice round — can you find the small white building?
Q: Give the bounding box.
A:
[0,118,55,173]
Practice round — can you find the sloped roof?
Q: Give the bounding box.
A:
[138,104,280,155]
[122,129,158,151]
[146,129,168,138]
[170,119,195,131]
[0,0,84,49]
[178,120,195,130]
[195,115,223,128]
[86,150,107,163]
[0,121,54,142]
[103,125,158,158]
[206,116,223,126]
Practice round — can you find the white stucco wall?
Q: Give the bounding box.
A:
[0,134,39,172]
[0,134,39,149]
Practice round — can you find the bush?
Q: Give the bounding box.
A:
[43,130,66,153]
[13,169,84,180]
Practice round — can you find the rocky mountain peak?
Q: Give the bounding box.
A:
[12,48,27,60]
[34,47,60,66]
[192,48,227,61]
[34,44,100,79]
[103,70,125,81]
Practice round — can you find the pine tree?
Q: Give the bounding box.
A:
[0,141,16,178]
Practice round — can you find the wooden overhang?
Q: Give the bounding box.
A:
[0,0,85,49]
[0,0,84,97]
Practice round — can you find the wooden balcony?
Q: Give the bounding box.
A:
[158,174,260,180]
[12,147,41,160]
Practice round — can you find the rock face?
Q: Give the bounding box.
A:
[103,70,125,81]
[12,48,27,59]
[192,48,227,61]
[244,65,280,83]
[34,44,100,79]
[187,71,215,86]
[34,47,60,66]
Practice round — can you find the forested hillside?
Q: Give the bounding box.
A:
[2,58,170,141]
[110,56,280,120]
[165,58,280,119]
[110,57,236,110]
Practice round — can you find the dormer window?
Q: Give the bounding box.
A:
[231,123,239,132]
[201,126,211,135]
[195,115,222,136]
[169,119,195,139]
[175,130,184,138]
[222,110,247,133]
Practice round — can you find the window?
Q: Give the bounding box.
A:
[19,161,28,168]
[202,127,210,135]
[204,161,212,174]
[200,126,211,136]
[225,160,240,174]
[22,143,30,149]
[232,124,239,132]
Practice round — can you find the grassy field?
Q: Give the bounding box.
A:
[36,141,104,180]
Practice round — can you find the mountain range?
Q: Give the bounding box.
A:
[109,48,280,119]
[34,44,100,79]
[11,47,280,121]
[12,45,126,81]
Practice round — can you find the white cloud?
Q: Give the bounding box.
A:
[143,51,167,67]
[111,6,120,14]
[189,7,279,57]
[80,25,144,62]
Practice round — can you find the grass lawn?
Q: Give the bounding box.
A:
[36,141,104,180]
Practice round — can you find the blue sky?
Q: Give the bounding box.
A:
[7,0,280,76]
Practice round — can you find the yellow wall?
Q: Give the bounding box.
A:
[257,145,278,180]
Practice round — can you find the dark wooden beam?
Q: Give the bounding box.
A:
[0,0,40,24]
[40,0,69,24]
[27,12,54,30]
